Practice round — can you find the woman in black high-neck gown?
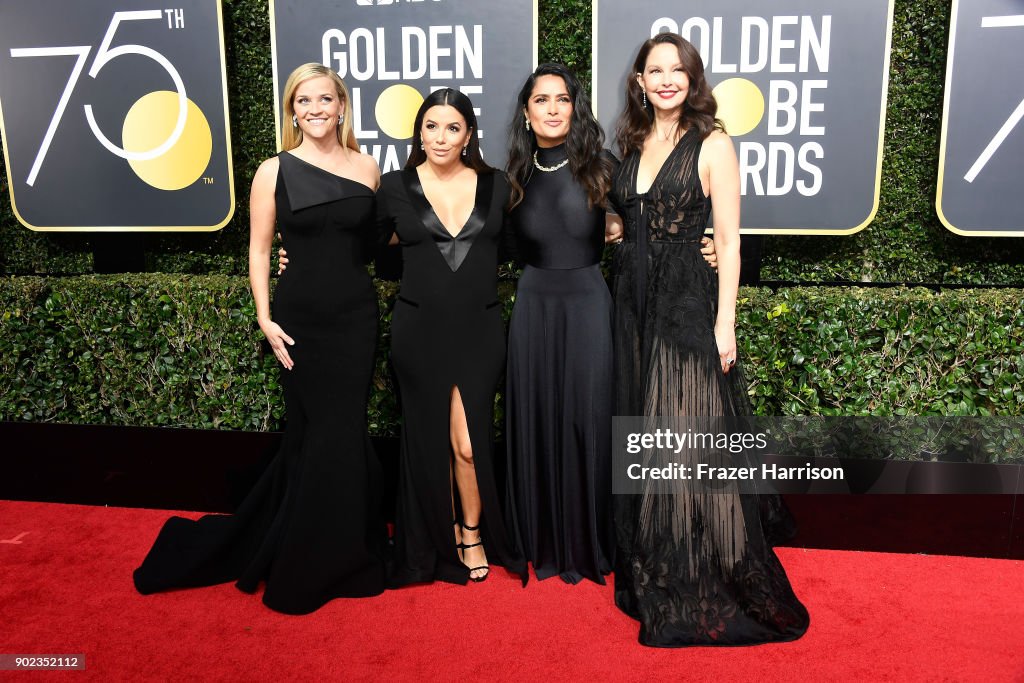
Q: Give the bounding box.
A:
[504,65,617,585]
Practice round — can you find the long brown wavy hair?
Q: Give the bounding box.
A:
[614,33,724,158]
[506,63,613,210]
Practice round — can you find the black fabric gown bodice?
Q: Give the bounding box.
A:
[272,151,377,331]
[511,144,604,269]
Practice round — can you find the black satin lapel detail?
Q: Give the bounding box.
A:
[404,169,493,272]
[279,152,371,212]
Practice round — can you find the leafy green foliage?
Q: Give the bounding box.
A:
[3,278,1022,436]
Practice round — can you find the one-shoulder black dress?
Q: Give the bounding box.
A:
[134,152,387,614]
[505,143,615,584]
[609,129,809,646]
[377,168,526,586]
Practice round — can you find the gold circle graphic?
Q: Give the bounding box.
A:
[712,78,765,137]
[375,84,424,140]
[122,91,213,191]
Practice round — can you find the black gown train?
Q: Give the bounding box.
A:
[378,168,527,586]
[505,143,615,584]
[133,152,386,614]
[608,129,809,646]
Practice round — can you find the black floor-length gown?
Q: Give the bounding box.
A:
[134,152,386,614]
[609,128,809,646]
[505,143,615,584]
[378,168,527,586]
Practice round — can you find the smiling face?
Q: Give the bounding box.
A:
[419,104,472,169]
[291,75,343,140]
[524,74,573,148]
[637,42,690,114]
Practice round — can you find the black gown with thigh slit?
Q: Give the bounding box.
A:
[504,143,615,585]
[133,152,386,614]
[609,129,809,646]
[378,168,526,586]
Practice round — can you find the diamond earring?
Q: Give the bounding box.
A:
[292,115,298,128]
[642,90,647,108]
[525,118,531,132]
[338,114,344,126]
[462,146,467,157]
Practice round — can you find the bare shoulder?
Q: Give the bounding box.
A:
[703,129,734,154]
[251,156,279,191]
[350,150,379,182]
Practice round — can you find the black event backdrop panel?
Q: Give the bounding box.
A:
[936,0,1024,236]
[593,0,894,235]
[0,0,234,231]
[270,0,537,171]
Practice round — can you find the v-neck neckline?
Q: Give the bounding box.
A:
[403,169,494,272]
[414,167,478,238]
[633,126,694,196]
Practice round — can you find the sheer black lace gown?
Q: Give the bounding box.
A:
[608,128,809,646]
[505,143,615,585]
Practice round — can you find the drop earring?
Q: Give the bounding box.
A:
[525,117,531,132]
[462,145,467,157]
[338,114,344,126]
[420,142,424,150]
[292,115,298,128]
[642,90,647,108]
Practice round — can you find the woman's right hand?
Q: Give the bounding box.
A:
[260,319,295,370]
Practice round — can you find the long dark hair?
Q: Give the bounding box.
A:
[615,33,723,158]
[404,88,493,173]
[507,63,613,210]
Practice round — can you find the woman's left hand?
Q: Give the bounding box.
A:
[714,320,737,374]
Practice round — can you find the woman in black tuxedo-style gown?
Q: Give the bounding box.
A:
[379,89,526,586]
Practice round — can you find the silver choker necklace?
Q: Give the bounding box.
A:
[533,150,569,172]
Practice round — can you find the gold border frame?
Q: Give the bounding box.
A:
[0,0,235,232]
[269,0,540,152]
[935,0,1023,237]
[591,0,896,236]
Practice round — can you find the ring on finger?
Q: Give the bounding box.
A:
[727,358,735,366]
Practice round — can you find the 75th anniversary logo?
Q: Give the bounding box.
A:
[0,0,233,231]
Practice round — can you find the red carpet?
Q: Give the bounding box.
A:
[1,500,1022,681]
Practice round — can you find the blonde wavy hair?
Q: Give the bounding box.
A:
[280,63,359,152]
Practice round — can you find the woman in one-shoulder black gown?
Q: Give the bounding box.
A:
[134,65,386,614]
[609,35,809,646]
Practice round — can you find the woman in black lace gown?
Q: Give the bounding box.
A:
[503,64,617,585]
[609,34,809,646]
[134,65,386,614]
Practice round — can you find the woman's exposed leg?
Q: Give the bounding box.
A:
[450,385,488,580]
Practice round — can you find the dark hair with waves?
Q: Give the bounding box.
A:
[405,88,493,173]
[506,63,613,210]
[614,33,724,157]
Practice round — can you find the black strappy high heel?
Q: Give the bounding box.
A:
[458,522,489,582]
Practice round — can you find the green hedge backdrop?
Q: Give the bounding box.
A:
[1,0,1023,433]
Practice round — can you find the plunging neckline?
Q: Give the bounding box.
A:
[402,169,494,272]
[415,167,478,238]
[633,127,694,197]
